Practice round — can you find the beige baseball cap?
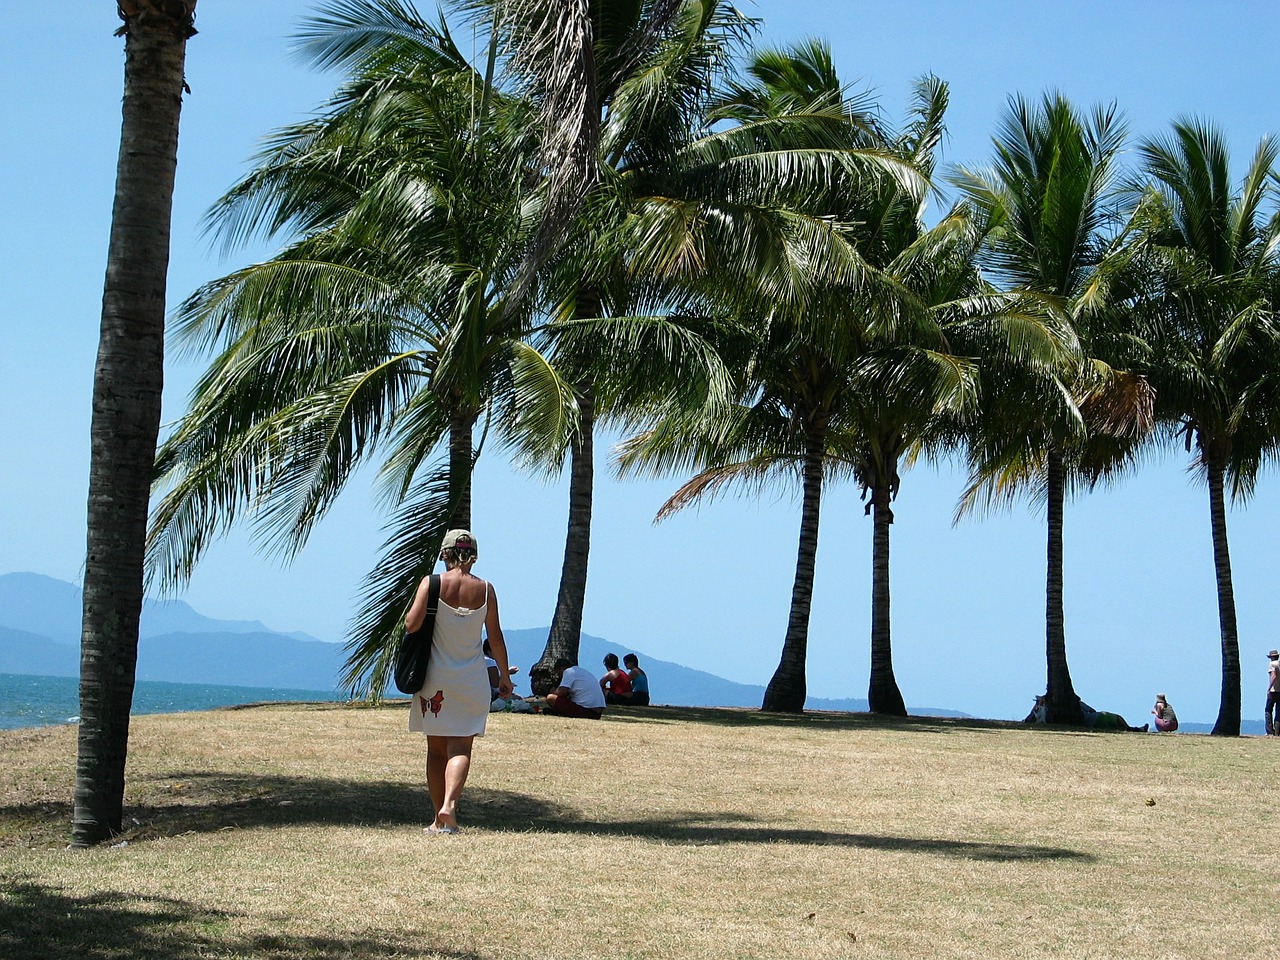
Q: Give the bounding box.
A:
[441,529,477,552]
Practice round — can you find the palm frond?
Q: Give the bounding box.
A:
[341,463,456,698]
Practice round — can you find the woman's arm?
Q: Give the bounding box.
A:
[484,584,513,697]
[404,576,434,633]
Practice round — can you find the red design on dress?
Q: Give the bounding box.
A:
[420,690,444,717]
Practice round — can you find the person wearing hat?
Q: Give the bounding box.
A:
[1267,650,1280,735]
[1151,693,1178,732]
[405,529,512,833]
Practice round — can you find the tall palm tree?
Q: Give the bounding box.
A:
[495,2,919,693]
[148,0,576,697]
[1129,120,1280,736]
[952,93,1152,726]
[75,0,198,848]
[478,0,763,692]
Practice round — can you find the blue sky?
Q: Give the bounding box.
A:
[3,1,1279,724]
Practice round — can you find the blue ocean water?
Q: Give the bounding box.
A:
[0,673,344,730]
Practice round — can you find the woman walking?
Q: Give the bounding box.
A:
[406,529,512,833]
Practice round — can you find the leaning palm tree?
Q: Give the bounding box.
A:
[477,0,769,692]
[952,93,1153,726]
[150,0,736,697]
[149,1,577,697]
[75,0,198,848]
[489,2,926,693]
[1128,119,1280,736]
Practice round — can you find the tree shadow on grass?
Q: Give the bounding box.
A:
[114,771,571,840]
[601,705,1027,735]
[0,776,1090,863]
[0,880,483,960]
[0,773,569,847]
[513,810,1094,863]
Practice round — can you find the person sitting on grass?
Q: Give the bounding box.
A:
[484,639,533,713]
[1024,694,1148,731]
[624,653,650,706]
[545,658,606,719]
[484,638,520,699]
[600,653,633,705]
[1152,693,1178,732]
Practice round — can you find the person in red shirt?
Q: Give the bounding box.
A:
[600,653,633,705]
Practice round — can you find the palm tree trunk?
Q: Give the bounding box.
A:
[867,472,906,716]
[762,429,825,712]
[73,1,196,848]
[1044,445,1082,725]
[530,283,602,695]
[530,378,595,695]
[1206,456,1241,736]
[447,407,476,530]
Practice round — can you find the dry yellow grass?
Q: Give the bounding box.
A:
[1,702,1275,959]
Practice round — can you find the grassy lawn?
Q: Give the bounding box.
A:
[0,702,1273,959]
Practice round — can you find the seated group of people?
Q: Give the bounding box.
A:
[544,653,650,719]
[483,645,650,719]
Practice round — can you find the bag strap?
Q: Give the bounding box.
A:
[423,574,441,631]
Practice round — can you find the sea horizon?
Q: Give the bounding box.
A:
[0,672,345,731]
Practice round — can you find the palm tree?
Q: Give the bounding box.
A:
[1129,119,1280,736]
[493,2,920,693]
[148,0,576,697]
[75,0,198,848]
[952,93,1153,726]
[830,78,993,717]
[478,0,764,692]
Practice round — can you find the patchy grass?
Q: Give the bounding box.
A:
[1,702,1274,959]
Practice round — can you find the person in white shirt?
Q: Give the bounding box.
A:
[546,658,606,719]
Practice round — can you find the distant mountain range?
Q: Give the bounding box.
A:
[0,572,967,716]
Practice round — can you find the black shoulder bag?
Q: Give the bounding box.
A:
[394,574,441,695]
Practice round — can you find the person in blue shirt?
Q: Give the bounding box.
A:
[624,653,650,706]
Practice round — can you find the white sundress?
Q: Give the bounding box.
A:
[407,583,491,737]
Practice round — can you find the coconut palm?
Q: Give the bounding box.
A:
[148,0,576,697]
[1128,119,1280,736]
[952,93,1153,726]
[606,41,882,713]
[75,0,198,848]
[484,1,927,693]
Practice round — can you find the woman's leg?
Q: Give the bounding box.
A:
[426,735,449,823]
[433,735,474,830]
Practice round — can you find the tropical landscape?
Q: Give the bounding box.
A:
[2,1,1278,954]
